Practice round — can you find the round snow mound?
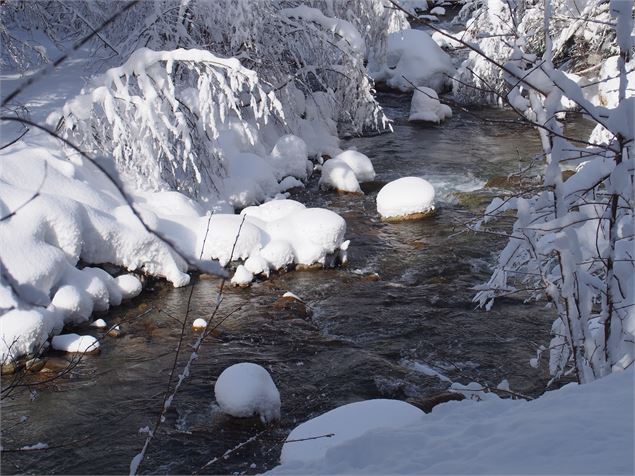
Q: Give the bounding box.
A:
[376,177,435,220]
[215,362,281,423]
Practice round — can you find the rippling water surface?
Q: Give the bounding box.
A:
[3,94,587,475]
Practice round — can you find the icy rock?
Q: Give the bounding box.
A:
[51,333,100,354]
[430,6,446,15]
[280,399,423,464]
[333,150,376,182]
[319,159,362,193]
[231,265,254,287]
[409,87,452,123]
[214,362,281,423]
[192,318,207,330]
[377,177,435,220]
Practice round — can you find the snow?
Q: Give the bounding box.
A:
[376,177,436,220]
[192,318,207,330]
[90,318,108,329]
[241,199,305,222]
[231,265,254,287]
[280,6,365,56]
[214,362,281,423]
[408,87,452,123]
[268,369,635,475]
[114,275,142,300]
[369,29,455,92]
[260,240,295,270]
[279,400,424,465]
[0,310,54,363]
[51,333,100,353]
[319,159,362,193]
[268,135,311,182]
[333,150,376,182]
[430,6,446,16]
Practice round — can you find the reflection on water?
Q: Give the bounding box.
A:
[2,94,579,474]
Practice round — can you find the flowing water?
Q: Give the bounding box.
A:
[1,94,593,474]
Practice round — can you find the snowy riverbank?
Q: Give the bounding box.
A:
[268,368,635,475]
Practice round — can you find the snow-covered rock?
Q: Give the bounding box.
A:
[91,318,108,329]
[369,29,455,92]
[192,318,207,330]
[280,400,424,464]
[241,199,305,222]
[269,135,311,181]
[231,265,254,287]
[260,240,295,271]
[51,333,100,353]
[409,87,452,123]
[377,177,435,220]
[214,362,281,423]
[333,150,376,182]
[319,159,362,193]
[0,309,56,363]
[114,274,142,300]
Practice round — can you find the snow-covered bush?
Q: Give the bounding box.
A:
[472,0,634,383]
[60,48,283,203]
[453,0,619,105]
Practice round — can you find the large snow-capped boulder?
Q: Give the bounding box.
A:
[369,29,455,93]
[214,362,281,423]
[409,87,452,123]
[377,177,435,220]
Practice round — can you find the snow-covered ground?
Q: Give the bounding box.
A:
[0,49,351,363]
[268,369,635,475]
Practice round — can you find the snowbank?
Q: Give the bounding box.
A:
[376,177,435,220]
[214,362,281,423]
[369,29,455,92]
[268,369,635,475]
[408,87,452,123]
[281,400,423,464]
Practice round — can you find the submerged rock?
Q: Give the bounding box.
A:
[407,392,466,413]
[272,294,311,319]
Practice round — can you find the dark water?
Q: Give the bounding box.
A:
[2,95,589,475]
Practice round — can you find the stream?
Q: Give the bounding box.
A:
[1,93,593,475]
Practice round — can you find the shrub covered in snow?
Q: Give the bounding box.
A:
[214,362,281,423]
